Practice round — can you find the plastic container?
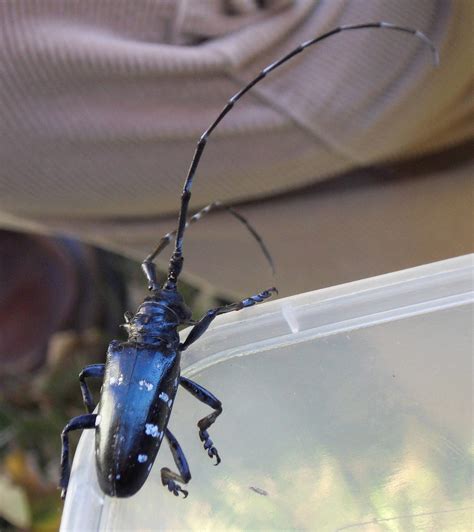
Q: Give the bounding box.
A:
[60,255,473,531]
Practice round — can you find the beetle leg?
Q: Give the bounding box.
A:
[161,428,191,498]
[59,413,97,499]
[180,287,277,351]
[180,377,223,465]
[79,364,105,413]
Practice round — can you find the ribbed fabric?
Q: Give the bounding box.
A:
[0,0,472,296]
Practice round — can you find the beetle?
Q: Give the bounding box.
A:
[59,22,438,499]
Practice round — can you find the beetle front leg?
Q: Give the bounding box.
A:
[161,428,191,498]
[180,287,277,351]
[180,376,223,465]
[79,364,105,413]
[60,414,97,499]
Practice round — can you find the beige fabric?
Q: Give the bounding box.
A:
[0,0,472,296]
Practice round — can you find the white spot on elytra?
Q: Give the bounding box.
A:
[95,415,101,427]
[145,423,159,438]
[139,380,154,391]
[116,474,121,480]
[167,399,173,408]
[137,454,148,463]
[159,391,169,403]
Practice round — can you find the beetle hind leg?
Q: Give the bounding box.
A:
[180,377,223,465]
[59,413,97,499]
[161,428,191,498]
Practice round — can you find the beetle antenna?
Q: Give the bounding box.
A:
[142,200,275,289]
[219,202,275,276]
[164,21,438,288]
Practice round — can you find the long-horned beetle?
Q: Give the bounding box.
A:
[59,22,438,499]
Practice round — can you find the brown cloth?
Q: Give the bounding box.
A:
[0,0,472,298]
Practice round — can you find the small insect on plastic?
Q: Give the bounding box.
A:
[59,22,438,499]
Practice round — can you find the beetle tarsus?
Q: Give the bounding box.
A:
[199,429,221,465]
[164,479,188,498]
[160,429,192,497]
[210,447,221,466]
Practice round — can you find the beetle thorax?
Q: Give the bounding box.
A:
[126,290,192,345]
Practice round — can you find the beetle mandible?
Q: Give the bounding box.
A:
[59,22,438,499]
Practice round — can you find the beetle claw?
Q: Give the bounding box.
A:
[165,479,188,498]
[173,485,188,498]
[208,446,221,466]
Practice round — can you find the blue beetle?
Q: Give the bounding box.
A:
[59,22,437,499]
[60,223,276,498]
[59,203,276,499]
